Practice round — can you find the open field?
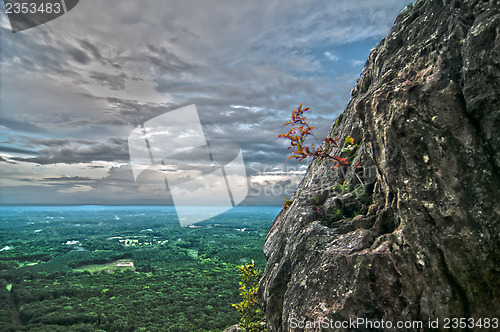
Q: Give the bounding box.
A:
[74,259,135,273]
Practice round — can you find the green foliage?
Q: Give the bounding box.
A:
[332,208,345,221]
[341,135,358,154]
[333,181,350,194]
[0,207,278,331]
[333,181,369,201]
[232,260,267,332]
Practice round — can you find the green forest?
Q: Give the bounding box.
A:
[0,206,276,331]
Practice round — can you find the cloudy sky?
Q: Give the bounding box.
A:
[0,0,411,206]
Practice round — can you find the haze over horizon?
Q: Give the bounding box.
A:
[0,0,412,206]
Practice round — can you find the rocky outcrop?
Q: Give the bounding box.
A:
[259,0,500,330]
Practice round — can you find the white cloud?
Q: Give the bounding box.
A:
[324,51,340,61]
[350,59,365,66]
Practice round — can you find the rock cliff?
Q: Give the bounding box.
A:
[259,0,500,330]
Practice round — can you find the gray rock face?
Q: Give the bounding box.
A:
[259,0,500,330]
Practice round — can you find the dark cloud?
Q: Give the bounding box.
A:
[27,138,73,147]
[89,72,128,90]
[0,145,37,155]
[16,177,93,187]
[145,44,197,76]
[77,39,105,62]
[12,138,129,164]
[0,118,47,133]
[105,97,170,126]
[42,176,94,182]
[64,45,92,65]
[0,27,91,75]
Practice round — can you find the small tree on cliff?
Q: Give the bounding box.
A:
[277,103,359,210]
[276,103,354,165]
[232,260,267,332]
